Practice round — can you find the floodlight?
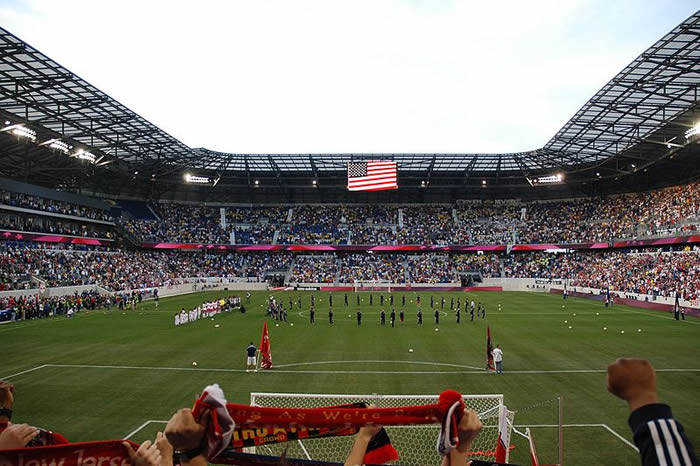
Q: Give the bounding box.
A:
[74,149,96,163]
[1,124,36,141]
[685,122,700,139]
[184,173,210,184]
[40,138,72,154]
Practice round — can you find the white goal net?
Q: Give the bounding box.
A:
[353,280,392,292]
[249,392,514,464]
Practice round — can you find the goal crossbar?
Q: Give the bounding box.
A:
[353,280,393,292]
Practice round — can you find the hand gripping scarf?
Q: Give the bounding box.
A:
[192,386,465,463]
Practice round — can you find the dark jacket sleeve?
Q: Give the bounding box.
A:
[628,403,698,465]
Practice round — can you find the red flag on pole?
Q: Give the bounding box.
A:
[260,322,272,369]
[486,326,495,372]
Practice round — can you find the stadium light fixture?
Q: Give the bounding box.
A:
[184,173,211,184]
[481,180,487,186]
[255,180,259,185]
[685,122,700,139]
[1,124,37,142]
[631,164,636,168]
[312,179,317,186]
[39,138,72,154]
[528,173,565,186]
[72,149,96,163]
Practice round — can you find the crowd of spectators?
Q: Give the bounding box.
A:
[4,180,700,246]
[457,181,700,244]
[350,226,395,244]
[225,206,288,224]
[371,254,408,283]
[406,255,454,283]
[0,290,114,320]
[336,254,379,283]
[244,253,293,280]
[0,214,115,239]
[277,225,349,245]
[231,225,276,244]
[502,249,700,300]
[289,255,336,283]
[398,206,460,245]
[122,204,229,244]
[2,240,698,299]
[0,189,112,221]
[453,253,501,278]
[0,246,296,291]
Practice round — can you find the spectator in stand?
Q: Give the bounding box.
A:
[0,190,112,221]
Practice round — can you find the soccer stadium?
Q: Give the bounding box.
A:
[1,3,699,466]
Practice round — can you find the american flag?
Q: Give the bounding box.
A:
[347,161,398,191]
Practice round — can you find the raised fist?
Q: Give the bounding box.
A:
[607,358,658,412]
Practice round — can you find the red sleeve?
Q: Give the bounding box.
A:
[51,432,70,445]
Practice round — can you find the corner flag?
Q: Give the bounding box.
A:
[487,326,495,372]
[259,322,272,369]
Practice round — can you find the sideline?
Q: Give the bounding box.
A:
[9,363,699,376]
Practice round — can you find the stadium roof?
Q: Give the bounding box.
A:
[0,11,698,191]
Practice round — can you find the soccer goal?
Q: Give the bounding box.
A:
[353,280,392,292]
[249,392,514,464]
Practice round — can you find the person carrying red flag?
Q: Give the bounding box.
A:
[259,322,272,369]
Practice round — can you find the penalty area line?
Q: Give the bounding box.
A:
[0,364,48,380]
[123,420,168,440]
[519,423,638,452]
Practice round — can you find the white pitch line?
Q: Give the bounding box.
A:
[1,364,48,380]
[617,307,700,325]
[36,363,700,376]
[124,420,167,440]
[273,360,485,371]
[601,423,640,452]
[518,423,639,452]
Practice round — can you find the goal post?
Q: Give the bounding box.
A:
[353,280,392,292]
[249,392,514,464]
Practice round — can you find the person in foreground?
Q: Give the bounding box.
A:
[344,407,482,466]
[607,358,697,466]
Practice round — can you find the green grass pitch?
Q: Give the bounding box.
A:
[3,290,699,465]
